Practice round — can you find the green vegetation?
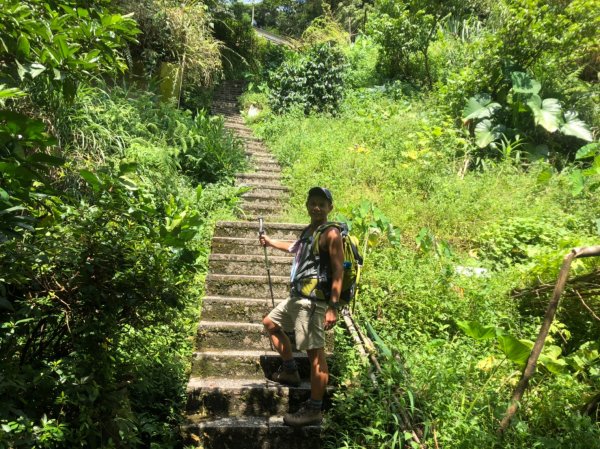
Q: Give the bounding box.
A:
[3,0,600,447]
[243,0,600,446]
[1,0,245,447]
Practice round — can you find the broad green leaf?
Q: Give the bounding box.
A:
[497,335,532,365]
[526,144,549,161]
[0,188,8,201]
[79,169,101,190]
[511,72,541,95]
[16,61,46,80]
[462,94,501,123]
[456,320,498,340]
[474,119,505,148]
[570,169,585,196]
[542,345,562,360]
[527,95,561,132]
[576,143,600,159]
[561,111,593,142]
[540,358,567,374]
[536,167,553,184]
[16,34,31,58]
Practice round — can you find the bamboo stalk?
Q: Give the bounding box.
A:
[499,246,600,433]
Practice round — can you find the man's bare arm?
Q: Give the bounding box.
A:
[324,227,344,304]
[259,234,295,253]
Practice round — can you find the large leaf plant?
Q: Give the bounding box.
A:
[462,71,594,159]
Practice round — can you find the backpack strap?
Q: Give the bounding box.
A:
[311,222,347,257]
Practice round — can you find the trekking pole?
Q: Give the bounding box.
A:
[259,217,276,309]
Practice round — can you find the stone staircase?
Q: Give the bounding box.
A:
[182,81,325,449]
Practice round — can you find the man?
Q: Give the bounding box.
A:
[259,186,344,427]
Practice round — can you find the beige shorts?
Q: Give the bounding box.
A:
[267,295,327,351]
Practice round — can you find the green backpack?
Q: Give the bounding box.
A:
[292,222,363,306]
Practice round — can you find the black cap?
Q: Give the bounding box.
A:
[307,187,333,203]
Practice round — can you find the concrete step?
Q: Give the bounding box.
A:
[213,100,239,107]
[214,222,304,240]
[239,184,291,197]
[225,123,252,132]
[190,350,316,379]
[201,296,285,323]
[186,377,333,418]
[236,173,282,183]
[241,191,288,204]
[211,237,295,256]
[249,164,281,173]
[197,321,334,352]
[248,155,278,164]
[240,202,285,218]
[182,415,321,449]
[238,214,288,223]
[196,321,270,351]
[209,253,292,276]
[245,141,269,150]
[245,150,273,160]
[224,115,245,122]
[205,273,289,298]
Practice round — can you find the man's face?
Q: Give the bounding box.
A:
[306,195,333,221]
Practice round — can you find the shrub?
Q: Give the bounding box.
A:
[269,43,347,114]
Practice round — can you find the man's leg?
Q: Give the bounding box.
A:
[307,347,328,401]
[263,315,293,361]
[282,346,326,427]
[263,315,300,386]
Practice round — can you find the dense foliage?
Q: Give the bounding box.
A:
[243,0,600,446]
[268,43,347,114]
[1,0,246,447]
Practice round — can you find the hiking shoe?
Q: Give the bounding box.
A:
[270,366,301,387]
[283,402,322,427]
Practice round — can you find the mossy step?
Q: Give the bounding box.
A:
[211,237,295,256]
[186,377,333,418]
[181,415,321,449]
[201,296,285,323]
[197,320,334,352]
[190,350,319,378]
[249,164,281,173]
[214,221,304,240]
[196,321,269,351]
[240,201,286,215]
[205,273,289,298]
[238,214,288,223]
[236,173,282,183]
[209,253,292,276]
[244,151,274,160]
[238,185,291,198]
[248,155,278,164]
[241,191,288,203]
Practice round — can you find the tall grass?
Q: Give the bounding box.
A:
[250,87,600,448]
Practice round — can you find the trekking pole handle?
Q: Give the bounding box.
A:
[258,217,264,236]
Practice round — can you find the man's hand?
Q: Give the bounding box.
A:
[259,234,272,247]
[324,306,337,330]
